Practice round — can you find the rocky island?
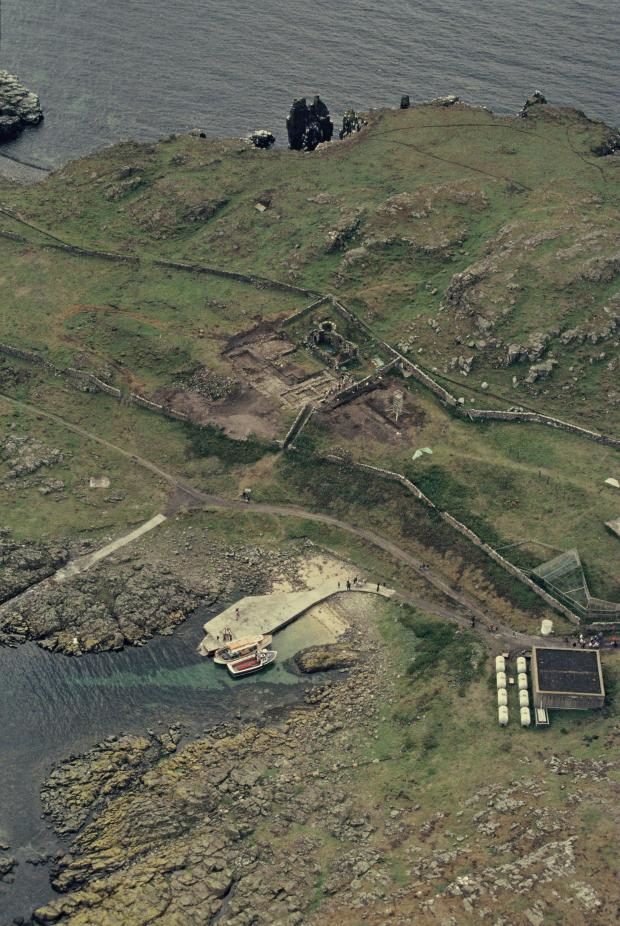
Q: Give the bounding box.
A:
[0,94,618,925]
[0,71,43,143]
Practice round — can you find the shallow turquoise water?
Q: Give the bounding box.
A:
[0,602,329,919]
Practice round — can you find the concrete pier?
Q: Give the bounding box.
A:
[198,581,394,655]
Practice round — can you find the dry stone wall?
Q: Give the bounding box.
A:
[153,258,318,297]
[324,454,581,624]
[329,297,619,447]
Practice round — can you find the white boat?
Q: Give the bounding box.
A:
[227,648,277,677]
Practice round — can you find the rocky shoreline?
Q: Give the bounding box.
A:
[0,72,43,144]
[0,525,309,654]
[29,594,388,926]
[18,590,618,926]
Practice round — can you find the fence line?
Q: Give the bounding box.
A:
[321,453,582,624]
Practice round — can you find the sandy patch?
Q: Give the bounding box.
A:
[273,552,359,594]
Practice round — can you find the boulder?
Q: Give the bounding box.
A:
[286,96,333,151]
[294,643,360,673]
[339,110,367,140]
[526,359,557,383]
[0,854,17,878]
[431,95,460,107]
[591,130,620,157]
[506,332,549,365]
[520,91,547,116]
[0,70,43,143]
[248,130,276,149]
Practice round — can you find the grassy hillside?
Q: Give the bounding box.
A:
[2,102,618,429]
[0,99,618,619]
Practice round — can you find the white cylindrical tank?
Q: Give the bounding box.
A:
[516,656,527,674]
[497,688,508,707]
[498,706,509,727]
[495,655,506,673]
[541,619,553,636]
[496,671,507,689]
[519,689,530,708]
[520,706,531,727]
[518,673,528,691]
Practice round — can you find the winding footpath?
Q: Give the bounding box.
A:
[0,391,547,651]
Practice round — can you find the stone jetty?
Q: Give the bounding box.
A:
[199,580,394,654]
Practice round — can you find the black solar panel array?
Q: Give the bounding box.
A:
[535,648,603,695]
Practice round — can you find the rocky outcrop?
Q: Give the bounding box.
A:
[520,90,547,116]
[506,332,550,365]
[0,70,43,143]
[0,853,17,879]
[590,130,620,157]
[430,94,460,107]
[339,110,367,140]
[294,643,360,673]
[286,96,333,151]
[443,267,484,313]
[0,560,209,653]
[1,432,64,479]
[526,358,557,383]
[248,130,276,150]
[0,529,68,605]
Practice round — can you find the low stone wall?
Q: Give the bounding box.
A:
[0,342,122,397]
[325,454,581,624]
[282,403,315,449]
[439,512,580,623]
[329,297,618,446]
[323,359,400,411]
[44,241,140,264]
[0,229,26,244]
[129,393,189,423]
[153,258,318,297]
[281,296,330,328]
[461,407,620,448]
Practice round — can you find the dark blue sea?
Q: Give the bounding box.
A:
[1,0,619,169]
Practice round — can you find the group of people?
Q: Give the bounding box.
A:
[337,577,384,593]
[571,632,615,649]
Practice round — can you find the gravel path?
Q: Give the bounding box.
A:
[0,391,554,651]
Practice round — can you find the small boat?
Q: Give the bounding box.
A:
[227,648,277,678]
[213,634,272,664]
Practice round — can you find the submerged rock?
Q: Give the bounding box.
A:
[0,853,17,878]
[286,96,333,151]
[0,70,43,143]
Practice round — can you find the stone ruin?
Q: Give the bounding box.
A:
[286,96,333,151]
[307,320,358,368]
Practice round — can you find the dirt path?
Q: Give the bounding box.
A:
[53,513,167,582]
[0,391,543,650]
